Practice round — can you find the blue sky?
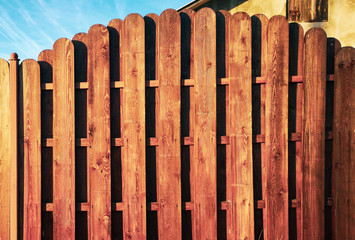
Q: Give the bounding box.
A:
[0,0,191,60]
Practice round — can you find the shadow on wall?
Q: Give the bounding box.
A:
[195,0,248,11]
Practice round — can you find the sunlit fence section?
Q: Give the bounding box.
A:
[0,8,354,240]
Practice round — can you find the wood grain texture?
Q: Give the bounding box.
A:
[302,28,327,240]
[265,15,289,240]
[194,8,217,240]
[333,47,355,240]
[251,14,269,239]
[9,55,19,240]
[53,38,75,239]
[180,9,195,240]
[122,14,146,239]
[156,9,182,240]
[38,49,53,84]
[292,23,304,240]
[227,12,254,240]
[20,60,41,240]
[0,59,10,240]
[87,24,111,239]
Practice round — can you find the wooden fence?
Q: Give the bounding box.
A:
[0,8,354,240]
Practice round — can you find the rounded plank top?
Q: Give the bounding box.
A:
[305,27,327,40]
[0,58,9,67]
[218,9,231,18]
[37,49,53,63]
[72,32,88,43]
[108,18,124,30]
[145,12,159,22]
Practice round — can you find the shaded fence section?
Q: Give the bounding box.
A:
[0,8,354,240]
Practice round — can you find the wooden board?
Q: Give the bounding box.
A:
[0,58,10,240]
[122,14,146,239]
[53,38,75,239]
[180,9,195,240]
[251,14,268,239]
[20,60,41,239]
[156,9,181,239]
[333,47,355,240]
[265,15,289,240]
[227,12,254,240]
[87,24,111,239]
[38,49,54,239]
[72,32,90,239]
[293,23,304,240]
[302,28,327,240]
[9,55,19,240]
[193,8,217,240]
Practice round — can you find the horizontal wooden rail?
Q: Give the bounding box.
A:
[41,131,333,147]
[40,74,335,90]
[44,197,334,213]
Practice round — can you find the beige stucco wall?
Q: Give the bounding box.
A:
[195,0,354,47]
[229,0,355,47]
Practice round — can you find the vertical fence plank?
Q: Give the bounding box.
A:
[72,32,90,239]
[87,24,111,239]
[251,14,268,239]
[156,9,182,240]
[20,60,41,239]
[302,28,327,240]
[227,12,254,240]
[0,59,10,240]
[293,23,304,240]
[9,54,19,240]
[38,49,54,240]
[194,8,217,240]
[265,15,289,240]
[333,47,355,240]
[180,9,195,240]
[53,38,75,239]
[122,14,146,239]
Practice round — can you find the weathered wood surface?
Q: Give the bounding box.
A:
[9,54,19,240]
[0,59,10,240]
[265,15,289,240]
[37,49,54,239]
[251,14,268,239]
[193,8,217,240]
[87,24,111,239]
[122,14,146,239]
[20,60,41,240]
[333,47,355,240]
[52,38,75,239]
[292,23,304,240]
[227,12,254,240]
[156,9,182,240]
[180,9,195,240]
[302,28,327,240]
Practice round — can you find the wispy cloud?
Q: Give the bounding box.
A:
[0,0,192,59]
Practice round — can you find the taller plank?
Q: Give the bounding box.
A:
[228,12,254,240]
[156,9,182,240]
[193,8,217,240]
[333,47,355,240]
[20,60,41,240]
[122,14,146,239]
[265,16,289,240]
[0,59,10,240]
[87,24,111,239]
[53,38,75,239]
[302,28,327,240]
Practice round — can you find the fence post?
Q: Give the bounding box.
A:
[333,47,355,240]
[0,57,10,239]
[9,53,19,240]
[302,28,327,240]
